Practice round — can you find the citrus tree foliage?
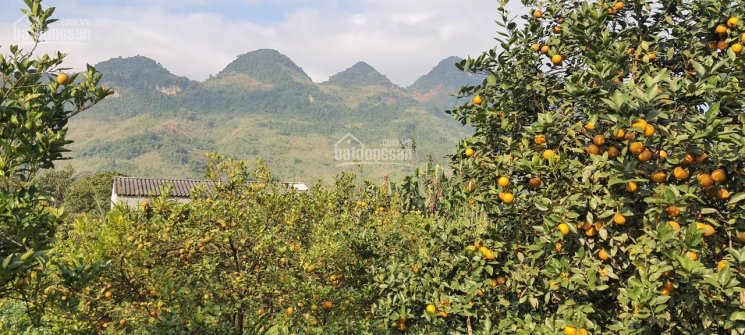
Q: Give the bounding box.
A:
[0,0,110,325]
[32,155,443,334]
[374,0,745,333]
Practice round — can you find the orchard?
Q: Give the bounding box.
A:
[3,0,745,334]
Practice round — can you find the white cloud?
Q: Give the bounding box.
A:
[1,0,528,86]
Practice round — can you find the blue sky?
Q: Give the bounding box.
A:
[1,0,524,85]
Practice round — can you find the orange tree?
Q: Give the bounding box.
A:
[39,155,445,334]
[0,0,110,327]
[371,0,745,334]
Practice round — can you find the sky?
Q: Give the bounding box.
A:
[0,0,526,86]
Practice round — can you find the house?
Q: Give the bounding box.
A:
[111,176,308,208]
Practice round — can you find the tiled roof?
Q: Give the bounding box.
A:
[113,177,215,198]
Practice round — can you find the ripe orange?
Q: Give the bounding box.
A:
[598,249,610,261]
[647,52,657,61]
[438,311,448,318]
[716,24,729,35]
[613,1,624,10]
[592,134,605,146]
[696,222,715,237]
[56,72,71,85]
[587,144,600,155]
[697,173,714,187]
[718,40,729,51]
[614,128,626,139]
[717,188,731,200]
[426,304,436,314]
[688,251,698,261]
[584,122,596,131]
[529,177,542,188]
[564,326,578,335]
[551,54,564,65]
[531,43,540,52]
[668,221,680,231]
[472,95,483,105]
[626,181,638,193]
[465,148,475,157]
[535,134,547,145]
[479,246,496,260]
[501,192,515,204]
[632,119,648,131]
[733,43,743,54]
[580,329,590,335]
[105,291,113,299]
[673,167,690,180]
[534,9,544,18]
[540,45,550,54]
[543,150,556,160]
[498,176,510,187]
[711,169,726,183]
[585,226,597,237]
[607,146,620,158]
[553,26,562,34]
[651,171,667,183]
[496,275,506,286]
[557,223,571,236]
[665,205,681,217]
[738,231,745,243]
[638,149,653,162]
[322,300,333,310]
[682,153,695,165]
[613,213,626,225]
[658,150,668,159]
[717,260,728,271]
[629,142,644,155]
[728,17,739,28]
[643,124,655,137]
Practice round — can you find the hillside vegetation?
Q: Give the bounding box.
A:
[67,50,483,182]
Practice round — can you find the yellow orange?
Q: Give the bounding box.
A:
[598,249,610,261]
[638,149,652,162]
[498,176,510,187]
[697,173,714,187]
[531,43,540,52]
[613,213,626,225]
[632,119,648,131]
[540,45,550,54]
[716,24,729,35]
[711,169,726,183]
[728,17,739,28]
[592,134,605,146]
[565,326,578,335]
[614,128,626,139]
[534,10,544,18]
[668,221,680,231]
[643,124,655,137]
[472,95,483,105]
[551,54,564,65]
[465,148,475,157]
[629,142,644,155]
[673,167,690,180]
[558,223,570,236]
[651,171,667,183]
[543,150,556,160]
[626,181,638,193]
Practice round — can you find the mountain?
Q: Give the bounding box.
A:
[206,49,314,90]
[325,62,396,88]
[97,56,200,95]
[408,56,484,108]
[64,51,477,183]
